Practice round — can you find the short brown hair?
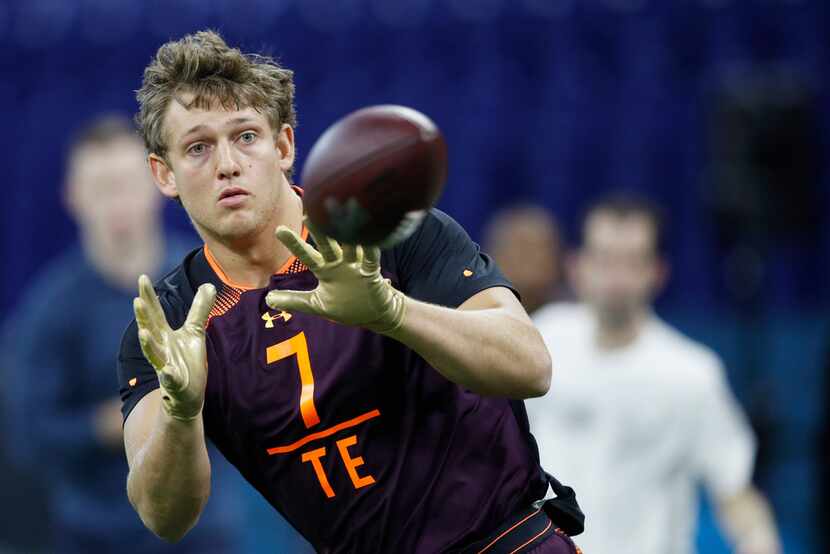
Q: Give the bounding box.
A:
[135,30,296,166]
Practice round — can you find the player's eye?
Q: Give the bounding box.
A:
[239,131,257,144]
[187,143,207,156]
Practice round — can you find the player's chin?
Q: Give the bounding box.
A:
[214,212,261,240]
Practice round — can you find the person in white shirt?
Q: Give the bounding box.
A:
[527,196,780,554]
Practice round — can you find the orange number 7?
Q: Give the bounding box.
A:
[266,332,320,428]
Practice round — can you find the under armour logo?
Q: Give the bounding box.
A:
[262,310,292,328]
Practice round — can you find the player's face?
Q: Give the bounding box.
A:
[576,213,663,325]
[67,138,160,249]
[150,98,295,244]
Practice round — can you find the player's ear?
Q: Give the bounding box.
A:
[148,153,179,200]
[276,124,295,174]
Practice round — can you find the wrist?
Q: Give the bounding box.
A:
[367,289,408,336]
[159,391,203,424]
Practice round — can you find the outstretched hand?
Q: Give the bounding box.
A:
[133,275,216,421]
[265,220,406,334]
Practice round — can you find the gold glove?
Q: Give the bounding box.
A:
[265,220,406,334]
[133,275,216,422]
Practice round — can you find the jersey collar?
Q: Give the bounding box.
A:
[202,185,309,291]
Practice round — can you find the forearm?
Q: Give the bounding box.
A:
[717,486,781,554]
[386,296,551,398]
[126,408,211,542]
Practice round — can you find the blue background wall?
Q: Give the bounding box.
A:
[1,1,827,552]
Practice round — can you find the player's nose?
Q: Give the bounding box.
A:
[216,140,242,180]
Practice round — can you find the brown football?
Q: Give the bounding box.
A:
[301,105,447,247]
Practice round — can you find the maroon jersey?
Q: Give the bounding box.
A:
[118,209,558,553]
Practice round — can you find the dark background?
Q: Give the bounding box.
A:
[1,1,827,552]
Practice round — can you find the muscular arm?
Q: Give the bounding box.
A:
[120,276,217,542]
[124,389,211,542]
[386,286,551,398]
[266,219,552,399]
[716,486,781,554]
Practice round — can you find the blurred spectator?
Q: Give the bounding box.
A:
[1,115,243,553]
[0,322,51,553]
[526,195,781,554]
[483,204,566,315]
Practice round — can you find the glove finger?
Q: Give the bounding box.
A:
[134,297,163,344]
[342,244,358,263]
[265,289,316,314]
[276,226,324,269]
[185,283,217,331]
[138,328,167,371]
[138,274,169,333]
[133,296,150,331]
[305,219,342,263]
[361,245,382,274]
